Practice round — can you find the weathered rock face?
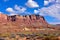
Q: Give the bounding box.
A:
[0,13,49,33]
[0,13,7,23]
[0,13,48,28]
[6,14,48,28]
[7,15,16,21]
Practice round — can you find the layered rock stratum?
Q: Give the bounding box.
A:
[0,13,49,33]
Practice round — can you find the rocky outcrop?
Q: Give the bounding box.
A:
[0,13,7,23]
[0,13,48,28]
[0,13,49,33]
[6,14,48,28]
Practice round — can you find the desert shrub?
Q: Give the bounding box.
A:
[19,34,26,37]
[0,38,5,40]
[43,37,50,40]
[51,37,59,40]
[10,33,16,38]
[42,34,59,40]
[1,33,10,37]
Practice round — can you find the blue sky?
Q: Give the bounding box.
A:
[0,0,43,13]
[0,0,60,24]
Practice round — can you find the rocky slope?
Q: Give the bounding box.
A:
[0,13,49,33]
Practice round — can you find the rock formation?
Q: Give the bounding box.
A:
[0,13,48,27]
[0,13,7,22]
[0,13,49,33]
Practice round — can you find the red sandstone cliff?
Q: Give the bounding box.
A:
[0,13,48,28]
[0,13,7,22]
[0,13,49,33]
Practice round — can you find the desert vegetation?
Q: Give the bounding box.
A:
[0,31,60,40]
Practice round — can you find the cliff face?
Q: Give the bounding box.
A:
[0,13,48,26]
[0,13,49,33]
[6,14,48,28]
[0,13,7,23]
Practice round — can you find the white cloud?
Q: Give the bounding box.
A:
[6,8,17,16]
[41,0,60,24]
[6,5,27,16]
[33,3,60,20]
[56,0,60,3]
[49,22,60,24]
[6,8,15,12]
[39,4,60,20]
[34,10,39,14]
[48,0,60,3]
[14,5,26,13]
[8,13,18,16]
[44,1,49,6]
[14,5,20,11]
[44,0,58,6]
[49,0,56,3]
[0,12,3,13]
[25,0,39,8]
